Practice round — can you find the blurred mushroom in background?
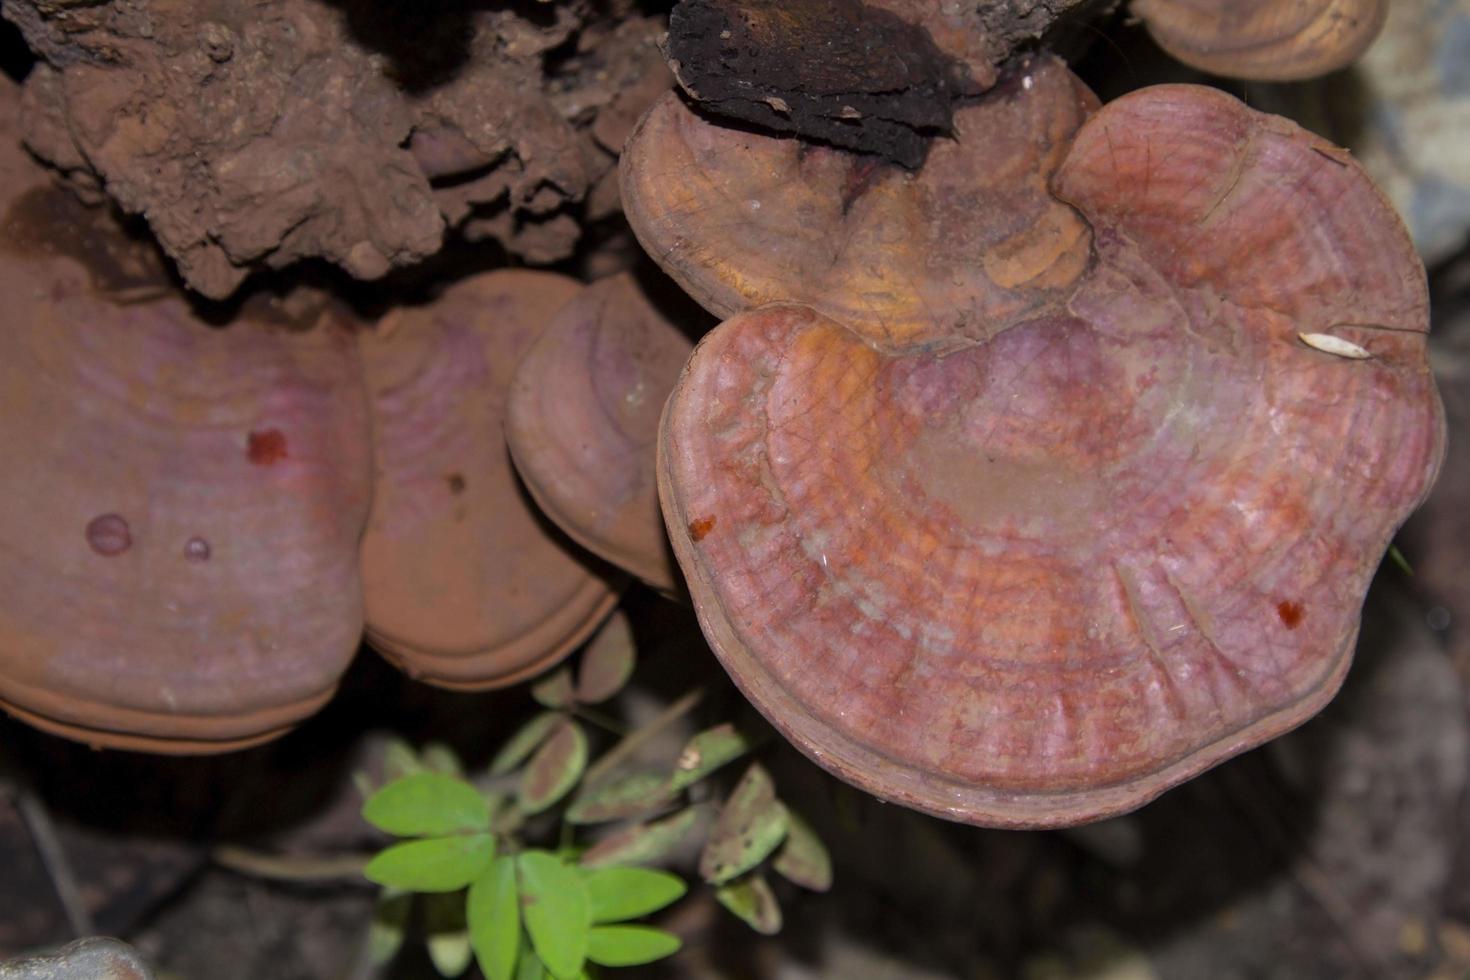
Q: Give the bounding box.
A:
[1131,0,1387,81]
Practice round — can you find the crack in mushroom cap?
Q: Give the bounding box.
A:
[639,63,1445,826]
[506,273,694,594]
[0,83,373,753]
[359,270,622,689]
[1132,0,1388,82]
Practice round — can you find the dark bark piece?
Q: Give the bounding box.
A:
[666,0,968,168]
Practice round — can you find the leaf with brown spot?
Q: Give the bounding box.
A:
[578,806,702,869]
[698,764,788,884]
[566,771,676,825]
[772,809,832,891]
[669,723,753,791]
[532,667,577,709]
[715,873,782,935]
[490,711,563,776]
[575,610,636,704]
[518,721,589,815]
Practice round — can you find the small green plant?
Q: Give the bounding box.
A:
[359,612,831,979]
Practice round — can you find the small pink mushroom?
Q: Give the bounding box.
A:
[506,273,695,593]
[358,270,622,689]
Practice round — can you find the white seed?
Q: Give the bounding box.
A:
[1298,332,1372,359]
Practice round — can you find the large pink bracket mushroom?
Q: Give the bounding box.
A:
[0,81,374,752]
[621,57,1444,826]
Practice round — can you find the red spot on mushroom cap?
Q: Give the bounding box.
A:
[1277,600,1305,629]
[247,429,288,465]
[688,516,717,542]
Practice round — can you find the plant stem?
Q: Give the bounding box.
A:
[213,845,372,883]
[583,688,704,788]
[573,705,627,737]
[14,783,94,937]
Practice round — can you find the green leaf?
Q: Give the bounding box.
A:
[518,851,591,980]
[491,711,564,776]
[579,807,701,869]
[669,724,753,792]
[566,771,674,824]
[715,873,782,935]
[586,926,682,967]
[698,764,788,884]
[468,856,520,980]
[493,801,526,837]
[383,736,424,780]
[583,867,686,923]
[483,790,508,829]
[429,933,473,978]
[772,810,832,892]
[1388,542,1414,576]
[367,890,412,965]
[518,721,589,815]
[532,667,577,709]
[514,944,547,980]
[424,892,473,977]
[421,742,465,777]
[362,772,491,837]
[575,611,636,704]
[364,834,497,892]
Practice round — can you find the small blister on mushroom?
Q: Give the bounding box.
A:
[1132,0,1388,81]
[631,58,1444,826]
[0,80,374,752]
[359,270,622,689]
[506,273,695,594]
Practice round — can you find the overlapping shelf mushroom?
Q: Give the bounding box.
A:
[1132,0,1387,81]
[359,271,622,689]
[0,77,695,752]
[620,55,1444,827]
[506,273,695,595]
